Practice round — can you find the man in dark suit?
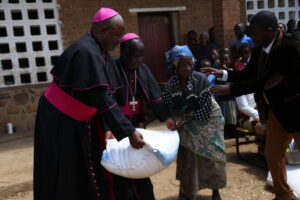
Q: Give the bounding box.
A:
[201,11,300,200]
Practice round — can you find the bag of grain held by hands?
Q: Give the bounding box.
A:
[101,128,179,179]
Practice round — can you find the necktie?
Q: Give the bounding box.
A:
[257,50,270,122]
[257,50,269,76]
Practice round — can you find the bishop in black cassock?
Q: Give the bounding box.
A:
[34,8,145,200]
[104,33,175,200]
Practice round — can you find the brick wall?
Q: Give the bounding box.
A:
[212,0,225,47]
[212,0,243,48]
[240,0,247,24]
[57,0,214,55]
[56,0,248,51]
[0,0,247,134]
[0,0,213,134]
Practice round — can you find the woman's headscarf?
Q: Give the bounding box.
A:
[163,45,212,122]
[165,45,196,71]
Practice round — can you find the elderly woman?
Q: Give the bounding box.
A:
[163,45,227,200]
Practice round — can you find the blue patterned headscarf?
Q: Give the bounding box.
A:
[165,45,197,71]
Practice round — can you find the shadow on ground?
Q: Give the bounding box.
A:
[161,194,211,200]
[226,145,268,182]
[0,134,33,153]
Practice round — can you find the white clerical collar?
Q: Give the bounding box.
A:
[263,38,275,54]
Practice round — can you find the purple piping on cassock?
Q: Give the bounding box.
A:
[52,74,110,90]
[110,85,124,94]
[136,75,162,105]
[64,83,110,91]
[98,103,117,114]
[148,97,163,104]
[87,123,101,200]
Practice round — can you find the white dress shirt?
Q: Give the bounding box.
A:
[263,38,275,54]
[235,93,259,121]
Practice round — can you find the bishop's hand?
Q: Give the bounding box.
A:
[104,131,115,142]
[129,130,145,149]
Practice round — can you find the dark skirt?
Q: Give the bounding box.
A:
[34,96,112,200]
[218,99,237,125]
[176,146,227,197]
[113,175,155,200]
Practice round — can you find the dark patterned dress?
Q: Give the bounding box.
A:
[162,72,227,199]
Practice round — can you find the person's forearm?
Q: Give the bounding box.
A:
[87,86,136,140]
[100,105,135,141]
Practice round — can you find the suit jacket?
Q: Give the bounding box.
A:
[227,32,300,133]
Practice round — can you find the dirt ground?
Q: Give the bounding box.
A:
[152,144,273,200]
[0,134,275,200]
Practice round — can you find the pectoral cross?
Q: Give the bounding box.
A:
[130,96,138,111]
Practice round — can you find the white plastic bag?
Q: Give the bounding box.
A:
[101,128,179,179]
[267,165,300,200]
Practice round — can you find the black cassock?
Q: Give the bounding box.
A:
[110,59,169,200]
[34,33,135,200]
[114,58,169,125]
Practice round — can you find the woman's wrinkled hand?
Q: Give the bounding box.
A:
[165,117,176,130]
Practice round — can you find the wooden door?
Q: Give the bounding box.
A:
[138,13,173,84]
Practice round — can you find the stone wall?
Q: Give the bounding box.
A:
[0,84,48,134]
